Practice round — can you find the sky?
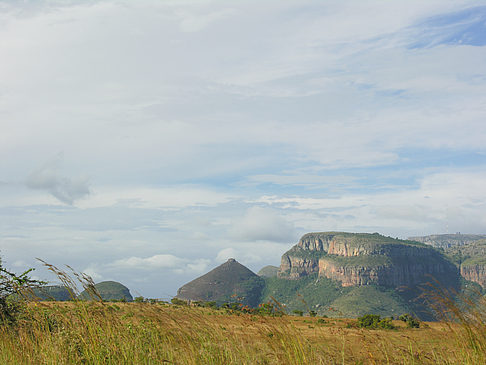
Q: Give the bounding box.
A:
[1,0,486,299]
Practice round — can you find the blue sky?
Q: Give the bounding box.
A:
[1,0,486,298]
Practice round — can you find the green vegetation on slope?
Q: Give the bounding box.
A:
[322,254,392,268]
[328,286,412,318]
[261,274,350,314]
[301,232,428,249]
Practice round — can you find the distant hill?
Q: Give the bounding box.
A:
[33,285,73,301]
[176,258,265,307]
[257,265,279,278]
[409,233,486,248]
[442,239,486,288]
[78,281,133,302]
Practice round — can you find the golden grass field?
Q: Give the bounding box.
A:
[0,300,484,365]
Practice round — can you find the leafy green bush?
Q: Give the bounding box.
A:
[399,313,420,328]
[292,310,304,316]
[357,314,395,330]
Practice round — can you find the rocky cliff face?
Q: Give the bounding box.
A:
[441,239,486,289]
[319,257,453,287]
[461,265,486,288]
[279,254,319,279]
[279,232,458,289]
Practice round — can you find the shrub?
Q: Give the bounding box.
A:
[399,313,420,328]
[171,297,188,306]
[309,310,317,317]
[0,261,44,323]
[357,314,395,330]
[256,302,284,317]
[292,310,304,316]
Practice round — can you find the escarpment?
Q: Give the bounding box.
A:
[442,239,486,289]
[278,232,458,289]
[460,264,486,288]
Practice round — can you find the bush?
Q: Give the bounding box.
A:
[292,310,304,316]
[0,261,44,323]
[309,310,317,317]
[357,314,395,330]
[399,313,420,328]
[256,302,285,317]
[171,297,188,306]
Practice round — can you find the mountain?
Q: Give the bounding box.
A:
[257,265,279,278]
[442,239,486,288]
[176,258,265,307]
[279,232,458,288]
[177,232,478,319]
[78,281,133,302]
[33,285,73,301]
[409,233,486,248]
[272,232,463,319]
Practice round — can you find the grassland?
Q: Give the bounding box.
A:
[1,300,485,364]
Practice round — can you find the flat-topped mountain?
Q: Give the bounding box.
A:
[176,258,264,306]
[409,233,486,248]
[279,232,458,288]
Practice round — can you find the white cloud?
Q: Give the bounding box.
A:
[77,186,235,209]
[176,8,235,32]
[215,248,237,263]
[82,265,103,282]
[255,170,486,237]
[229,206,295,242]
[109,254,210,275]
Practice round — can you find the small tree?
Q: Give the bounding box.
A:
[0,262,44,323]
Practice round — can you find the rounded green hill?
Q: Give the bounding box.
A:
[78,281,133,302]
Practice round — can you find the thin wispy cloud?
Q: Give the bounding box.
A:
[26,154,90,205]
